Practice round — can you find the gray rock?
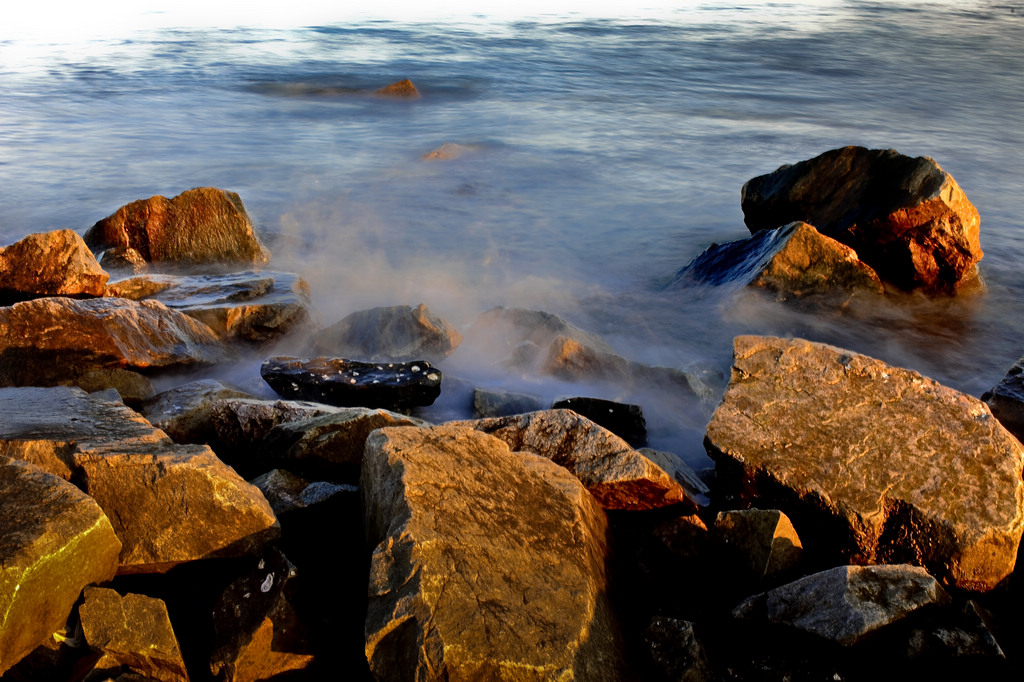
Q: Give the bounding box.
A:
[248,469,355,516]
[472,387,544,418]
[139,379,254,445]
[307,303,460,363]
[982,354,1024,443]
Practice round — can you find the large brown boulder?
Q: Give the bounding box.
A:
[362,424,627,680]
[84,187,271,267]
[0,229,109,304]
[740,146,982,293]
[307,303,461,362]
[706,335,1024,591]
[0,457,122,675]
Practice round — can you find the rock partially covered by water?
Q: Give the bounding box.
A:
[374,77,420,97]
[551,396,648,448]
[706,335,1024,591]
[733,564,948,646]
[0,229,109,304]
[982,354,1024,443]
[740,147,982,293]
[84,187,271,268]
[362,424,626,680]
[261,356,442,410]
[307,303,460,362]
[0,457,121,676]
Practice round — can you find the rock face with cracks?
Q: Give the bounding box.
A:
[362,424,627,681]
[0,229,109,304]
[705,335,1024,591]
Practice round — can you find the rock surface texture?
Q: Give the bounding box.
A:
[705,335,1024,591]
[0,229,109,303]
[307,303,461,362]
[362,424,626,681]
[740,146,982,293]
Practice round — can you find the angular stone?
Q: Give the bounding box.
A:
[78,587,188,682]
[374,78,419,97]
[644,617,711,682]
[740,146,982,292]
[307,303,460,363]
[0,229,109,304]
[982,354,1024,443]
[638,448,710,503]
[0,457,121,675]
[362,424,626,680]
[139,380,254,445]
[733,564,948,646]
[706,335,1024,591]
[76,369,155,405]
[0,297,229,388]
[675,221,884,302]
[206,397,342,455]
[84,187,270,268]
[551,396,647,448]
[456,409,691,511]
[714,509,803,583]
[261,356,442,410]
[248,469,356,517]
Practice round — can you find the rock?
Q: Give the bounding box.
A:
[0,457,121,675]
[248,469,356,517]
[982,354,1024,442]
[306,303,460,363]
[674,220,884,302]
[638,448,710,503]
[76,369,155,405]
[713,509,803,584]
[421,142,474,160]
[551,396,647,447]
[139,380,254,445]
[373,78,420,97]
[261,356,442,410]
[472,387,544,418]
[733,564,948,646]
[740,146,982,292]
[455,409,691,511]
[0,297,230,388]
[907,600,1006,662]
[78,586,188,682]
[0,229,109,304]
[210,549,314,681]
[644,617,711,682]
[362,424,627,680]
[705,335,1024,591]
[84,187,271,268]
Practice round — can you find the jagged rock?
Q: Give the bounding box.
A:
[638,448,710,503]
[139,380,254,445]
[210,549,314,681]
[78,587,187,682]
[204,397,342,463]
[0,297,229,388]
[740,146,982,293]
[551,396,647,447]
[362,424,627,680]
[706,335,1024,591]
[455,409,691,511]
[373,78,420,97]
[982,354,1024,443]
[733,564,949,646]
[248,469,356,516]
[0,229,109,304]
[472,387,544,418]
[261,356,442,410]
[0,457,121,675]
[674,220,884,302]
[644,617,711,682]
[84,187,271,267]
[307,303,460,363]
[714,509,803,584]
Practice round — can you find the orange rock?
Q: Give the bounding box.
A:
[0,229,108,303]
[373,78,420,98]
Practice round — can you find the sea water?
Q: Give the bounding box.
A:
[2,1,1023,464]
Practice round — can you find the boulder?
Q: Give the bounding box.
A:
[78,587,188,682]
[261,356,442,410]
[0,297,229,388]
[362,424,627,680]
[472,387,544,418]
[740,146,982,292]
[0,229,109,304]
[455,409,691,511]
[0,457,121,675]
[674,220,884,302]
[373,78,420,98]
[713,509,803,584]
[139,380,254,445]
[705,335,1024,591]
[733,564,948,646]
[306,303,460,363]
[982,354,1024,442]
[551,396,647,447]
[248,469,356,517]
[644,617,711,682]
[84,187,271,267]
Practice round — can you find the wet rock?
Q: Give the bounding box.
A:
[740,146,982,293]
[210,549,314,681]
[551,396,647,447]
[472,387,544,418]
[78,586,188,682]
[248,469,356,517]
[0,229,109,304]
[0,297,229,388]
[261,356,442,410]
[307,303,460,363]
[456,409,691,511]
[706,335,1024,591]
[139,380,254,445]
[373,78,420,97]
[0,457,121,675]
[714,509,803,584]
[362,424,627,680]
[733,564,949,646]
[982,354,1024,442]
[644,617,711,682]
[84,187,271,268]
[674,220,884,303]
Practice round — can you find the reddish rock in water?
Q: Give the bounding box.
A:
[373,78,420,97]
[0,229,109,304]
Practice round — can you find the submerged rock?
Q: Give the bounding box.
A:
[706,335,1024,591]
[740,146,982,293]
[551,396,647,448]
[982,354,1024,443]
[373,78,420,97]
[422,142,475,160]
[0,229,109,304]
[362,424,626,680]
[472,387,544,418]
[307,303,460,362]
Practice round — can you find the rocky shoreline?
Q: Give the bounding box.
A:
[1,146,1022,681]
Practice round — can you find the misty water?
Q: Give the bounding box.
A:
[2,1,1023,468]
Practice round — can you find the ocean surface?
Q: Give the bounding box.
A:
[2,1,1023,465]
